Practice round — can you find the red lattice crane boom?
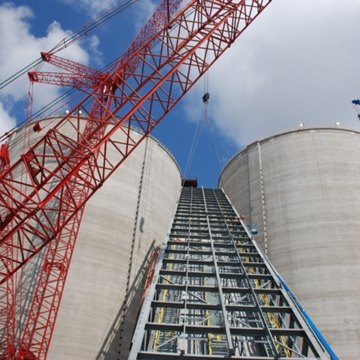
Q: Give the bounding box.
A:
[0,0,272,358]
[1,0,185,356]
[28,53,108,89]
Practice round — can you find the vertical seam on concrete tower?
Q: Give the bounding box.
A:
[118,137,149,358]
[257,141,268,256]
[246,150,252,226]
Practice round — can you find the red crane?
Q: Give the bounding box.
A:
[0,0,272,358]
[0,146,9,171]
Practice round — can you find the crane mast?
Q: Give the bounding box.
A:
[0,0,273,358]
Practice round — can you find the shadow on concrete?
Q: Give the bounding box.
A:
[96,240,157,360]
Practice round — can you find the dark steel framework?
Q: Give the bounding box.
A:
[130,188,331,359]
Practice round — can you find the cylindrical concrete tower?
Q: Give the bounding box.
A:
[6,118,182,359]
[219,128,360,360]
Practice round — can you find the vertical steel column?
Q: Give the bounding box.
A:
[201,188,234,356]
[210,188,277,356]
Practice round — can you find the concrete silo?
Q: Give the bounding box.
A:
[6,117,182,359]
[219,128,360,360]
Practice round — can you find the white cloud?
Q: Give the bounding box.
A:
[184,0,360,147]
[0,3,100,135]
[88,35,103,66]
[60,0,118,14]
[0,102,16,139]
[133,0,156,31]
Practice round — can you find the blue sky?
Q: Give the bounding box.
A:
[1,0,360,187]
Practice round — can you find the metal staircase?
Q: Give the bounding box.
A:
[129,187,336,359]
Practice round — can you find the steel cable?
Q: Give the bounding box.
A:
[0,0,138,90]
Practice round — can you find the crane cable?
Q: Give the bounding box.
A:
[0,0,139,142]
[204,101,222,174]
[0,0,139,90]
[203,72,222,173]
[183,74,222,178]
[0,0,143,143]
[183,108,205,179]
[0,0,184,143]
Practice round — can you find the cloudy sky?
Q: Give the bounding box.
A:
[0,0,360,186]
[201,0,360,146]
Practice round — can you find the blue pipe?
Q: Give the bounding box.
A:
[277,275,339,360]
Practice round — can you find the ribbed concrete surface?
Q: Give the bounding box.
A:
[8,118,182,359]
[219,128,360,359]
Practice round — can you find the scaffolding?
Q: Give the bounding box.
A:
[130,187,333,359]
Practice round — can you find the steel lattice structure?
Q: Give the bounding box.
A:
[0,0,272,284]
[0,0,274,358]
[130,187,333,359]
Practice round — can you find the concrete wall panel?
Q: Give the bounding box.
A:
[7,118,182,359]
[219,128,360,359]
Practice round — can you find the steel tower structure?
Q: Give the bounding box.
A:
[130,187,335,359]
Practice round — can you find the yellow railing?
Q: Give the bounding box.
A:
[205,282,212,355]
[254,273,291,357]
[240,247,291,357]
